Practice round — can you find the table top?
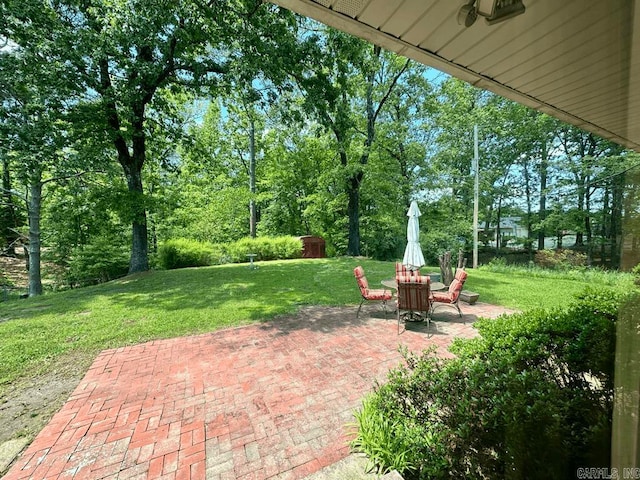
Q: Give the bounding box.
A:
[381,279,396,289]
[381,279,446,291]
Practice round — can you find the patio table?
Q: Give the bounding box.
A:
[382,279,446,292]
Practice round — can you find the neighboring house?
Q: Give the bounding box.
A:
[479,217,528,247]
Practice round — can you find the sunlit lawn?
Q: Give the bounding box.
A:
[0,257,634,389]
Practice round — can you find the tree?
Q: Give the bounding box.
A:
[2,0,301,273]
[555,126,624,263]
[0,35,91,295]
[0,147,23,256]
[295,26,410,256]
[167,102,251,244]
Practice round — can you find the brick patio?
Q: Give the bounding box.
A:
[4,302,513,480]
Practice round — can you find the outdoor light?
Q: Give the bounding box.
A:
[476,0,497,17]
[457,0,526,27]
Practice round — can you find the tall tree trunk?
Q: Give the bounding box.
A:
[601,185,610,265]
[27,176,43,297]
[575,186,585,247]
[346,172,362,256]
[345,51,376,257]
[123,163,149,273]
[495,197,502,253]
[611,174,624,269]
[100,59,149,274]
[249,117,257,238]
[585,187,593,266]
[2,156,18,256]
[538,144,548,250]
[343,47,408,257]
[523,159,534,261]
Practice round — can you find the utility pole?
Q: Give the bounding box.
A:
[473,125,479,268]
[249,116,256,238]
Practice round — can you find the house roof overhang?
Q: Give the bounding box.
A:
[269,0,640,152]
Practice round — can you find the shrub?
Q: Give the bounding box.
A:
[632,263,640,285]
[352,288,627,479]
[421,230,466,266]
[535,249,587,270]
[158,238,217,270]
[64,239,129,287]
[158,236,303,269]
[225,236,302,263]
[0,267,11,287]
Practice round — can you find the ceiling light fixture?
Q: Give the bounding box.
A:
[457,0,526,27]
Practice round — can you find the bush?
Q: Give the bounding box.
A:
[158,236,303,269]
[535,249,587,270]
[0,267,11,287]
[65,239,129,287]
[158,238,218,270]
[225,236,302,263]
[352,288,628,479]
[632,263,640,286]
[421,230,467,266]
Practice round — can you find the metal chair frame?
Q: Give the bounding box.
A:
[354,266,392,319]
[430,269,468,317]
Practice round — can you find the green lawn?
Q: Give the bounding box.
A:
[0,257,634,389]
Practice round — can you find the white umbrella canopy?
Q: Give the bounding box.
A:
[402,200,426,270]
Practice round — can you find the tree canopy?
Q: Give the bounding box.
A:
[1,3,638,294]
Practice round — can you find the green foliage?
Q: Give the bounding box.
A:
[63,238,129,287]
[478,259,632,288]
[535,249,587,269]
[353,288,628,479]
[0,267,12,287]
[421,229,467,266]
[225,236,302,263]
[44,173,129,261]
[351,395,420,475]
[158,238,219,270]
[158,236,303,269]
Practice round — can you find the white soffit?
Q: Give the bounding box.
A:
[270,0,640,152]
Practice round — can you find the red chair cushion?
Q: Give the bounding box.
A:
[396,274,429,284]
[366,289,393,301]
[396,263,420,278]
[354,266,369,294]
[454,269,468,282]
[448,279,463,301]
[432,291,453,303]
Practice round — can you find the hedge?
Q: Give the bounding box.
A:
[158,236,303,270]
[352,287,630,479]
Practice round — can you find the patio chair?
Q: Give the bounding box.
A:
[396,274,432,334]
[354,266,393,318]
[395,262,421,278]
[431,268,468,317]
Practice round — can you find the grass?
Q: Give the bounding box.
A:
[472,262,635,310]
[0,257,635,391]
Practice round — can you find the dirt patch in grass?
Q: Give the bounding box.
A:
[0,350,94,475]
[0,255,29,289]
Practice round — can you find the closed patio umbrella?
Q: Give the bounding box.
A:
[402,200,426,270]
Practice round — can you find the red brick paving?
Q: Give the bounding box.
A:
[4,302,513,480]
